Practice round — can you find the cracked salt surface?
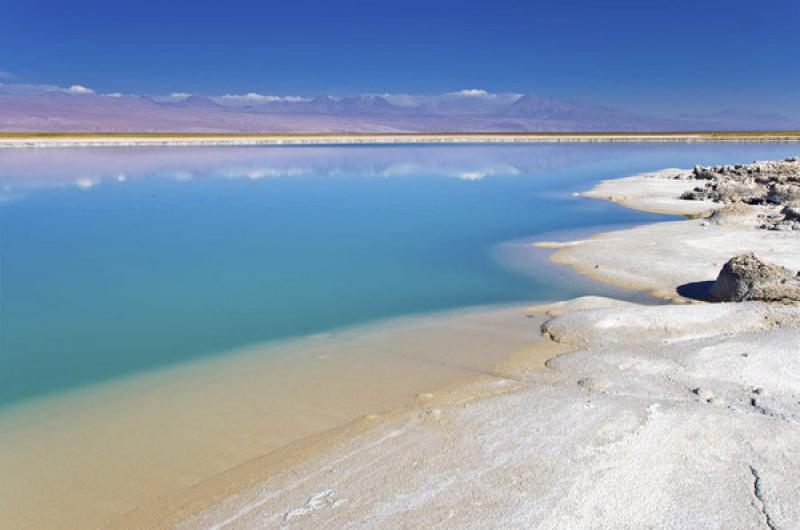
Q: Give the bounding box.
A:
[282,490,346,528]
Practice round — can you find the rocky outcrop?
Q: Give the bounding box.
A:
[710,253,800,303]
[761,202,800,231]
[678,157,800,230]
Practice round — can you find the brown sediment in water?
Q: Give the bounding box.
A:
[0,304,560,530]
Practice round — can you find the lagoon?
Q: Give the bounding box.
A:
[2,142,800,529]
[1,142,798,408]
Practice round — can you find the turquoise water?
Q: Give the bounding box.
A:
[0,143,797,406]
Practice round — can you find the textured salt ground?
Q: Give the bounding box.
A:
[579,167,718,216]
[3,134,800,149]
[554,167,800,299]
[177,298,800,530]
[174,164,800,530]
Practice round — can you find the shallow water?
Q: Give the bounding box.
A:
[2,142,799,529]
[1,142,798,407]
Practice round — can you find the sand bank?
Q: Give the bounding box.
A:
[0,306,555,530]
[169,158,800,529]
[1,132,800,149]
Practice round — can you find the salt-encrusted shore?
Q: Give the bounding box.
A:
[553,159,800,299]
[1,132,800,149]
[160,157,800,530]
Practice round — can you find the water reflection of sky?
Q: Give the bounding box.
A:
[2,143,798,204]
[2,142,799,405]
[0,144,614,202]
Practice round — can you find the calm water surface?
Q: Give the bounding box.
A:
[1,143,797,406]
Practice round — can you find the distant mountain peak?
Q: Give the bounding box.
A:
[173,94,222,108]
[40,90,81,98]
[1,90,790,132]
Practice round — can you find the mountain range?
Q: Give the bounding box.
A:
[0,90,796,132]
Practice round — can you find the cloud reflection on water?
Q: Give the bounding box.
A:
[0,144,611,203]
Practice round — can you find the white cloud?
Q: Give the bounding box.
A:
[64,84,95,95]
[0,70,15,80]
[216,92,310,107]
[0,81,96,95]
[0,81,527,112]
[455,89,491,97]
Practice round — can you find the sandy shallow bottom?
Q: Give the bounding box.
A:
[0,304,556,530]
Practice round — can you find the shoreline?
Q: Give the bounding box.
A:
[3,152,798,528]
[0,303,559,530]
[0,200,672,529]
[116,333,568,530]
[553,164,800,299]
[1,131,800,148]
[168,155,800,529]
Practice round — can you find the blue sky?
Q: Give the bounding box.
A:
[1,0,798,118]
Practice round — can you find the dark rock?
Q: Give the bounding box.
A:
[692,165,717,180]
[767,184,800,205]
[710,253,800,303]
[679,158,800,229]
[781,205,800,222]
[680,190,704,201]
